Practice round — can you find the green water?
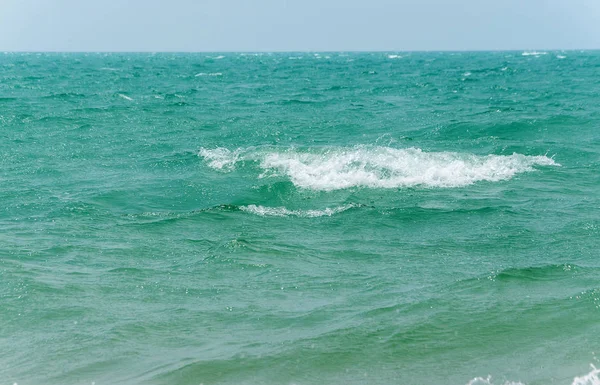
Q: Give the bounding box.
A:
[1,51,599,385]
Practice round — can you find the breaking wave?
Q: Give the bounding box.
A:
[199,146,559,191]
[572,365,600,385]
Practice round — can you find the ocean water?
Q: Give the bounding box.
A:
[1,51,599,385]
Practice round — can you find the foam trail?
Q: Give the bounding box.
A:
[240,204,357,218]
[522,51,547,56]
[199,146,560,191]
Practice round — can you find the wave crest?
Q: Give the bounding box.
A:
[466,376,524,385]
[465,365,599,385]
[572,365,600,385]
[199,147,243,171]
[522,51,548,56]
[240,204,357,217]
[199,146,559,191]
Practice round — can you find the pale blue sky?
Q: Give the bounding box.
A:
[0,0,599,51]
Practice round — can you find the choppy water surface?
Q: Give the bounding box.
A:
[1,51,600,385]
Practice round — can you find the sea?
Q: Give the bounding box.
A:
[1,51,599,385]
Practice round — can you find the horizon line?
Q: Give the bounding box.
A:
[1,48,600,54]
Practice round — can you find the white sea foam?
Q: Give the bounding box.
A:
[198,147,242,171]
[199,146,559,191]
[465,376,524,385]
[388,54,402,59]
[557,55,567,59]
[117,93,133,101]
[195,72,223,77]
[522,51,548,56]
[464,365,599,385]
[572,365,600,385]
[240,204,357,217]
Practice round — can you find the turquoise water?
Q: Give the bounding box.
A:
[1,51,599,385]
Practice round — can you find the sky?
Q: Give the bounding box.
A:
[0,0,599,51]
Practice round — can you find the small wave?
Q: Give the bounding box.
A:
[465,365,599,385]
[195,72,223,77]
[199,146,559,191]
[557,55,567,59]
[572,365,600,385]
[198,147,243,171]
[388,54,402,59]
[466,376,524,385]
[117,93,133,101]
[122,203,358,222]
[240,203,358,218]
[490,263,583,282]
[522,51,547,56]
[44,92,86,99]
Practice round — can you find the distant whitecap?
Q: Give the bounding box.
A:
[522,51,547,56]
[117,93,133,101]
[195,72,223,77]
